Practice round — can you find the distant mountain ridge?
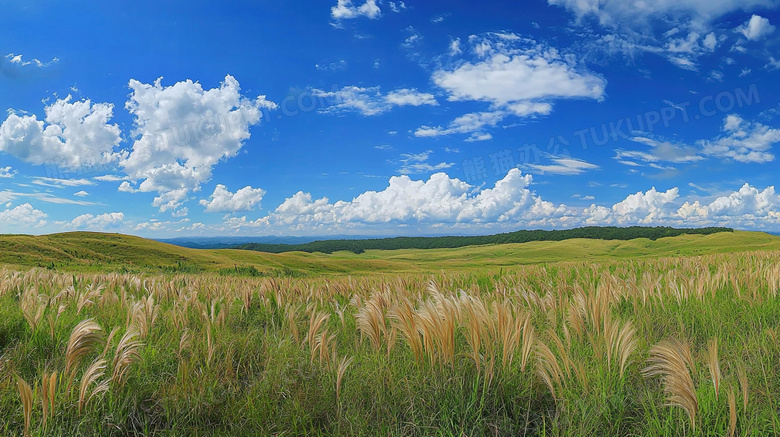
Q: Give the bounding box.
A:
[235,226,734,254]
[154,236,322,249]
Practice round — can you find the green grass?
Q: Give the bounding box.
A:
[0,230,779,274]
[2,233,780,435]
[2,250,780,435]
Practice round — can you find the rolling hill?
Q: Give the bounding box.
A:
[0,230,779,275]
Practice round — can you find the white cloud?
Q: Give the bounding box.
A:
[415,111,506,138]
[0,166,16,178]
[199,184,266,212]
[551,2,772,71]
[702,32,719,50]
[331,0,381,20]
[420,34,605,138]
[118,181,137,193]
[32,177,96,188]
[0,203,47,228]
[434,37,605,105]
[737,15,776,41]
[389,2,406,13]
[397,150,454,175]
[615,137,704,165]
[151,189,189,213]
[612,187,679,223]
[676,184,780,228]
[699,115,780,163]
[582,187,680,225]
[548,0,774,28]
[93,174,129,182]
[133,218,192,233]
[312,86,437,116]
[0,189,96,206]
[119,75,275,212]
[668,56,699,71]
[259,169,566,231]
[70,212,124,230]
[708,184,779,216]
[465,132,493,142]
[450,38,462,55]
[0,96,121,169]
[581,183,780,229]
[385,89,438,107]
[4,53,58,68]
[524,156,600,175]
[73,191,89,197]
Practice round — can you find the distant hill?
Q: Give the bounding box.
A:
[155,235,321,249]
[1,229,778,275]
[235,226,734,254]
[0,232,407,275]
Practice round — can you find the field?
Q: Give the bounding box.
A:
[2,231,780,435]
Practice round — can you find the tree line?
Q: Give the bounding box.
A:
[234,226,734,254]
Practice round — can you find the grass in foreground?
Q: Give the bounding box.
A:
[2,249,780,435]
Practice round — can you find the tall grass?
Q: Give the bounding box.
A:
[2,251,780,435]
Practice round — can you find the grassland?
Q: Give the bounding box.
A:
[1,230,779,274]
[2,231,780,435]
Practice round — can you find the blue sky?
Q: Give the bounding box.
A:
[1,0,779,237]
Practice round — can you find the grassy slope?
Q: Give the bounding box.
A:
[0,230,778,274]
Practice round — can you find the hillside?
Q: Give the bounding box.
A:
[235,226,733,254]
[0,230,779,275]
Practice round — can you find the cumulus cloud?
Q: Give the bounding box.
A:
[0,166,16,178]
[611,187,680,224]
[311,86,437,116]
[707,184,780,217]
[112,175,780,234]
[737,15,776,40]
[151,189,189,213]
[261,169,566,230]
[581,183,780,229]
[434,38,606,105]
[119,75,275,212]
[70,212,124,230]
[699,115,780,163]
[0,203,47,228]
[419,34,605,138]
[0,96,122,170]
[582,187,680,225]
[676,184,780,229]
[200,184,266,212]
[331,0,381,20]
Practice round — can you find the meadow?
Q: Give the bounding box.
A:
[2,231,780,435]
